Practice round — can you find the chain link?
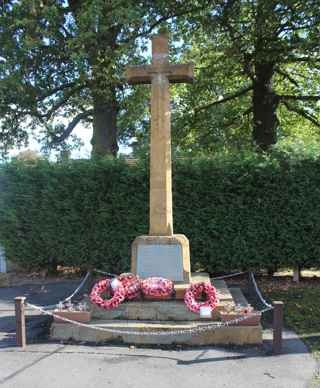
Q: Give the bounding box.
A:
[249,272,273,309]
[93,269,118,278]
[40,271,92,310]
[26,303,272,338]
[211,271,246,280]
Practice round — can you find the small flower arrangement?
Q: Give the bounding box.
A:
[54,301,91,323]
[55,301,89,312]
[220,303,261,326]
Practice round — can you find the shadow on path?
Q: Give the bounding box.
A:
[0,345,66,385]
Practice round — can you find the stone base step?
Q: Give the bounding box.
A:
[89,299,226,321]
[88,281,240,322]
[51,319,262,346]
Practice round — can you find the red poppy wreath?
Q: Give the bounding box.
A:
[90,278,126,310]
[140,277,174,298]
[184,282,219,314]
[118,273,141,300]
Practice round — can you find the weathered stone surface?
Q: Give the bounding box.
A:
[126,64,194,85]
[89,299,225,321]
[51,320,263,345]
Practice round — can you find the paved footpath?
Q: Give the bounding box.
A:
[0,282,318,388]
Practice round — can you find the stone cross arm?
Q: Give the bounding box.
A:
[125,63,194,85]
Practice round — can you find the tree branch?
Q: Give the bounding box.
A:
[275,68,300,87]
[286,56,320,64]
[279,94,320,102]
[282,101,320,127]
[223,106,253,128]
[50,110,93,144]
[124,1,212,43]
[37,82,80,102]
[194,85,253,112]
[44,85,85,118]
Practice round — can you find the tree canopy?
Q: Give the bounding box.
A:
[0,0,200,157]
[1,0,320,158]
[170,0,320,153]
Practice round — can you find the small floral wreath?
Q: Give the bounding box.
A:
[140,277,174,298]
[184,282,219,314]
[90,278,126,310]
[118,273,141,300]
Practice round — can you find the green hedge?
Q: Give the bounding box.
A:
[1,154,320,274]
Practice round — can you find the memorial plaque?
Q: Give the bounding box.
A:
[136,244,184,281]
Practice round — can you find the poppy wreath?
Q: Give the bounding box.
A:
[184,282,219,314]
[140,277,174,298]
[90,278,126,310]
[118,273,141,300]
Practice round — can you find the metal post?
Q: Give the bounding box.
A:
[273,301,284,354]
[15,297,26,348]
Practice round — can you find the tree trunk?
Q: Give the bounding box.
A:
[252,64,279,151]
[91,91,119,159]
[69,1,120,159]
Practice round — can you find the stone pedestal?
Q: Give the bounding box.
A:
[131,235,191,282]
[51,279,263,346]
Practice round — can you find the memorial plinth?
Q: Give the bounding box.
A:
[51,280,263,345]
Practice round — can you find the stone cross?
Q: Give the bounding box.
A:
[126,33,194,236]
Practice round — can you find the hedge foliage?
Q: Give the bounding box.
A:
[1,152,320,274]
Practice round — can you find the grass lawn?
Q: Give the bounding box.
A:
[261,276,320,357]
[261,275,320,386]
